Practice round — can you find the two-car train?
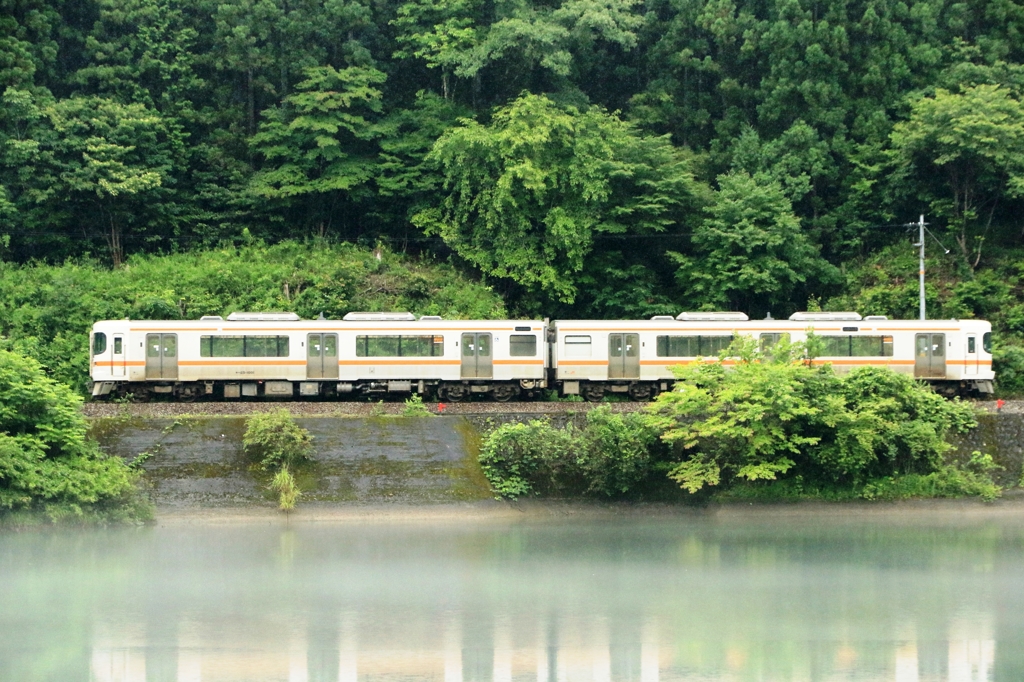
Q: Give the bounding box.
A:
[89,311,995,401]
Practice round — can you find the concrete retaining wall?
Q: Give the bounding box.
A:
[90,407,1024,508]
[953,412,1024,486]
[91,416,491,508]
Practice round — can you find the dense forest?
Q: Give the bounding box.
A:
[3,0,1024,389]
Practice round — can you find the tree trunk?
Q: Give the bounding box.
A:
[106,211,123,268]
[247,68,256,134]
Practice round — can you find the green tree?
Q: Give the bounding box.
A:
[644,338,822,493]
[890,84,1024,269]
[670,171,835,316]
[207,0,374,133]
[391,0,642,105]
[249,65,385,237]
[391,0,481,100]
[0,348,136,512]
[644,337,980,495]
[0,89,176,265]
[416,93,701,302]
[373,91,469,227]
[243,408,313,471]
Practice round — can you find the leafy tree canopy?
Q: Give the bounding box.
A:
[644,336,978,494]
[0,348,135,511]
[670,170,837,316]
[890,84,1024,269]
[416,92,702,302]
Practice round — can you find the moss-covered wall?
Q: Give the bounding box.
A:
[90,416,493,507]
[953,412,1024,487]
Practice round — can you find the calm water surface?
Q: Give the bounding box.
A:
[1,510,1022,682]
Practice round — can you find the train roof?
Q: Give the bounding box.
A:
[92,317,546,332]
[551,317,992,331]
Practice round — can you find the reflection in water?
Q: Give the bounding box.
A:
[1,516,1021,681]
[82,618,999,682]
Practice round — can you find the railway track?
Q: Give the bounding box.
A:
[82,400,648,419]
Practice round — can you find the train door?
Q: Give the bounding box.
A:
[145,334,178,380]
[608,333,640,379]
[965,334,979,375]
[461,333,493,379]
[307,333,339,379]
[915,333,946,378]
[112,334,126,377]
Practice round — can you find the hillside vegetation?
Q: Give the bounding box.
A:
[481,342,1001,502]
[6,0,1024,376]
[4,0,1024,391]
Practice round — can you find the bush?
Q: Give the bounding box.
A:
[401,394,433,417]
[0,348,138,515]
[478,407,659,499]
[993,343,1024,396]
[861,451,1003,501]
[479,419,574,498]
[243,409,313,471]
[645,338,987,497]
[575,408,660,496]
[270,466,301,511]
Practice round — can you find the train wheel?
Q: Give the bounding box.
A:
[582,383,605,402]
[176,384,199,402]
[440,384,467,402]
[628,383,653,401]
[492,384,519,402]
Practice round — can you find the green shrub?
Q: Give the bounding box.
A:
[243,409,313,471]
[993,343,1024,396]
[401,394,433,417]
[0,349,139,515]
[478,407,659,499]
[575,408,660,496]
[479,419,574,498]
[270,465,301,511]
[861,466,1001,502]
[645,337,986,497]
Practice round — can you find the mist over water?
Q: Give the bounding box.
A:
[1,512,1021,682]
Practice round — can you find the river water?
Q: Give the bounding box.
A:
[2,508,1022,682]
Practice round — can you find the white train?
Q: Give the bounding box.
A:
[90,311,994,401]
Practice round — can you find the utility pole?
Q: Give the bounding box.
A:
[910,215,948,320]
[918,214,926,320]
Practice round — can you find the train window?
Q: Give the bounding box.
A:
[703,336,733,355]
[356,335,444,357]
[656,335,734,357]
[820,335,894,357]
[510,334,537,357]
[93,333,107,355]
[113,338,122,354]
[201,335,290,357]
[403,335,444,356]
[246,336,277,357]
[564,335,592,359]
[968,337,976,354]
[206,336,243,357]
[984,332,992,354]
[759,333,789,351]
[368,336,400,356]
